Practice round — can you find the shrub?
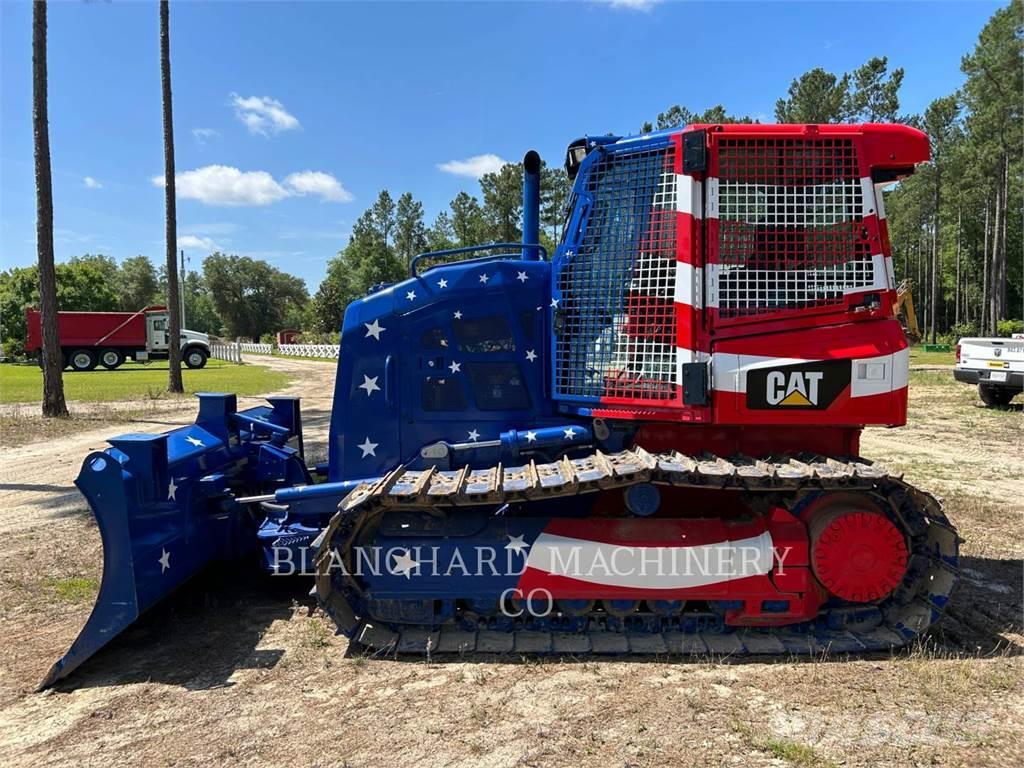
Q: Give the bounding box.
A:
[996,319,1023,337]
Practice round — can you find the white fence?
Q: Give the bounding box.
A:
[212,341,339,360]
[210,342,243,364]
[278,344,340,358]
[238,342,273,354]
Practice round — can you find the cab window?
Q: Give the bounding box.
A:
[452,316,515,353]
[421,376,466,411]
[466,362,530,410]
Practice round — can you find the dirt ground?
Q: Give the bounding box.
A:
[0,358,1021,767]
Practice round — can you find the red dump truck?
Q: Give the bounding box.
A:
[26,306,211,371]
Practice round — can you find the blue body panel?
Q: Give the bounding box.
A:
[328,255,579,482]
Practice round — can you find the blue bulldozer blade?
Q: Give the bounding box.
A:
[38,392,311,689]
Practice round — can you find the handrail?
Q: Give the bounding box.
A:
[410,242,548,277]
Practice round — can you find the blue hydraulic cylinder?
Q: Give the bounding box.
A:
[500,424,592,459]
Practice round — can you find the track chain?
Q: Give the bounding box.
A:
[315,450,960,657]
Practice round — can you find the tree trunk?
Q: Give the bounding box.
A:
[930,174,940,344]
[954,204,961,328]
[998,153,1009,324]
[160,0,183,393]
[990,183,1001,334]
[981,202,990,337]
[33,0,67,419]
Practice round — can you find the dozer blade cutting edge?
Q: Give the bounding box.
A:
[39,393,312,690]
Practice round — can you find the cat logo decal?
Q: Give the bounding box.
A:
[746,360,850,410]
[766,370,823,406]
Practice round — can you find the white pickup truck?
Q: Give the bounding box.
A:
[954,334,1024,406]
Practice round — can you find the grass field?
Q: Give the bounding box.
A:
[0,359,292,404]
[909,346,957,366]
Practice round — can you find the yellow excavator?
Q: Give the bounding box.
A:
[895,279,921,343]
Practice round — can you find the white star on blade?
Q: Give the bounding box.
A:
[516,271,529,283]
[448,361,461,374]
[185,435,204,447]
[391,550,418,579]
[550,298,559,308]
[159,548,171,573]
[467,429,480,442]
[364,319,385,340]
[525,431,537,443]
[358,374,380,396]
[357,437,378,458]
[506,534,530,555]
[453,310,463,320]
[438,278,448,289]
[167,478,178,501]
[406,290,417,301]
[479,273,490,284]
[525,349,537,362]
[564,428,577,440]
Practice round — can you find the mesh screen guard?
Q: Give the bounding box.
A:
[551,131,886,407]
[713,137,878,319]
[554,144,679,402]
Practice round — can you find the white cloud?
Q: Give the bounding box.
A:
[231,94,300,136]
[437,153,508,179]
[152,165,351,206]
[284,171,353,202]
[192,127,220,145]
[83,176,102,189]
[152,165,289,206]
[600,0,661,10]
[177,235,219,251]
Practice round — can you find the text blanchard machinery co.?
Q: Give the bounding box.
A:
[42,122,960,688]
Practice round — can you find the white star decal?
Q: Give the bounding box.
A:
[358,374,380,396]
[390,549,419,579]
[453,310,463,320]
[525,349,537,362]
[525,431,537,443]
[357,437,378,458]
[516,271,529,283]
[364,319,385,340]
[167,478,178,501]
[563,428,577,440]
[406,290,417,301]
[506,534,530,555]
[467,429,480,442]
[479,273,490,284]
[185,435,204,448]
[438,278,448,289]
[448,361,461,374]
[550,298,559,308]
[158,548,171,573]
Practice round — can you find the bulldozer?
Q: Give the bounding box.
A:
[42,123,960,687]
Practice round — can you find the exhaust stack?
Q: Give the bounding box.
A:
[522,150,541,260]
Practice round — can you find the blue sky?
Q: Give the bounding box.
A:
[0,0,1000,291]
